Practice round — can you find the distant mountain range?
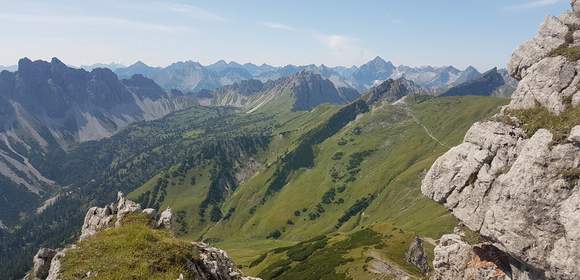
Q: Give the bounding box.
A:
[0,65,17,72]
[64,57,514,94]
[440,68,516,98]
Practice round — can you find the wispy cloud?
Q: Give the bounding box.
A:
[258,21,296,31]
[157,2,226,22]
[0,13,191,33]
[312,32,374,65]
[504,0,563,11]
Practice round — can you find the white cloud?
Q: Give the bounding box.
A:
[158,2,226,22]
[0,13,191,33]
[504,0,563,11]
[312,32,375,65]
[258,21,296,31]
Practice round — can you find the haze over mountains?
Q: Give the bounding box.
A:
[73,56,515,94]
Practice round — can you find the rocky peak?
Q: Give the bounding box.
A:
[29,193,260,280]
[422,2,580,279]
[362,77,424,105]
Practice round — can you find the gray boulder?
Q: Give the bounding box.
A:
[189,242,261,280]
[569,125,580,142]
[405,236,429,273]
[157,208,173,229]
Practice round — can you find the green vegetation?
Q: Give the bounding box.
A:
[60,214,197,280]
[549,24,580,61]
[256,228,385,280]
[2,95,507,279]
[508,104,580,142]
[457,224,484,245]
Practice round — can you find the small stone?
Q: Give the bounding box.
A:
[157,208,173,229]
[568,126,580,142]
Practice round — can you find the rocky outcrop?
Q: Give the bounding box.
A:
[507,6,580,114]
[30,192,260,280]
[80,192,144,240]
[422,2,580,279]
[432,234,515,280]
[157,208,173,229]
[189,243,261,280]
[30,248,57,280]
[405,236,429,273]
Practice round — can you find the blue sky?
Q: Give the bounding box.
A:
[0,0,570,70]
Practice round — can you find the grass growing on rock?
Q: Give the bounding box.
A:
[60,214,198,280]
[549,23,580,61]
[509,105,580,142]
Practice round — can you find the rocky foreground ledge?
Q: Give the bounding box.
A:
[421,2,580,280]
[26,192,260,280]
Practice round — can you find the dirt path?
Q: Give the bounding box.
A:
[401,104,451,149]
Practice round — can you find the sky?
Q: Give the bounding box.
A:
[0,0,571,70]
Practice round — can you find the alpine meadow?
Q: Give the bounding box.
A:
[0,1,579,280]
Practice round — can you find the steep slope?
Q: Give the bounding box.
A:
[0,57,191,227]
[0,104,273,279]
[116,61,224,92]
[351,56,396,90]
[196,79,272,107]
[127,94,506,279]
[451,66,482,86]
[421,3,580,279]
[191,72,358,112]
[440,67,515,97]
[391,65,479,90]
[361,78,425,105]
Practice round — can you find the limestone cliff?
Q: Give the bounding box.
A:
[421,2,580,280]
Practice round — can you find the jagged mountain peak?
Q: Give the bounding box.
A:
[362,77,424,105]
[130,60,150,68]
[441,67,507,97]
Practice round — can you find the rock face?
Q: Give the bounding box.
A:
[440,68,515,98]
[157,208,173,229]
[31,248,57,279]
[30,192,260,280]
[422,3,580,279]
[432,234,515,280]
[362,77,425,105]
[190,243,260,280]
[80,192,143,240]
[405,236,429,273]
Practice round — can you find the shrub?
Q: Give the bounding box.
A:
[267,229,282,239]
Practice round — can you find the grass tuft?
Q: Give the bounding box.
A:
[508,105,580,143]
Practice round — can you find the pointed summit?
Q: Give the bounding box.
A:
[352,56,396,90]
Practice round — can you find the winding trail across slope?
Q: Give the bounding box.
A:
[399,102,451,149]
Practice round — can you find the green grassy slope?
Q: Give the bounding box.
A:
[60,214,199,280]
[129,96,507,279]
